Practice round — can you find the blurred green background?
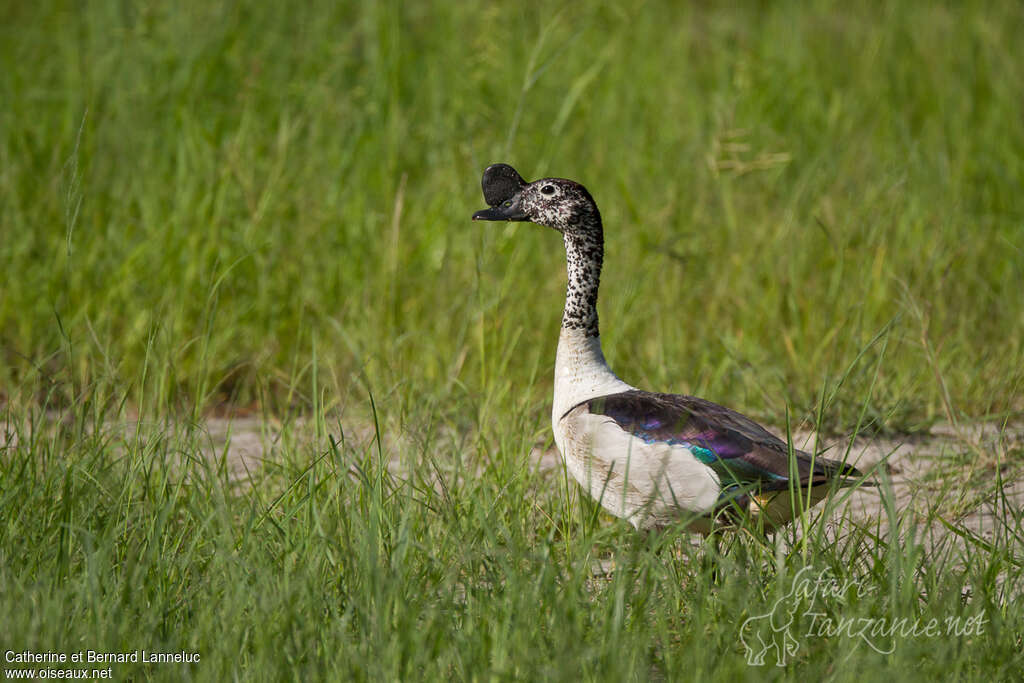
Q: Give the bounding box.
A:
[2,0,1022,430]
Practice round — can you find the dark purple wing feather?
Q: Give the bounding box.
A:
[584,390,862,490]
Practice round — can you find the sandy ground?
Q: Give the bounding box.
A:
[192,415,1024,552]
[3,412,1022,550]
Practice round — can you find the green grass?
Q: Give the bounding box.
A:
[2,404,1022,680]
[2,0,1023,680]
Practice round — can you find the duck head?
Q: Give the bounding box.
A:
[471,163,600,234]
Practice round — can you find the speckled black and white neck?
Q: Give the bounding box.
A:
[551,222,632,424]
[560,210,603,336]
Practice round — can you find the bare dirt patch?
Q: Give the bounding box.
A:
[191,415,1023,547]
[5,409,1021,549]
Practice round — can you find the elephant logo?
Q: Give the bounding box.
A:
[740,566,814,666]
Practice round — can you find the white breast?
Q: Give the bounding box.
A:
[557,406,722,529]
[549,328,722,529]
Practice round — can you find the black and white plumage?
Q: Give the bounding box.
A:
[472,163,866,532]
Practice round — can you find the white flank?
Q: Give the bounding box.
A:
[551,328,723,529]
[558,408,723,529]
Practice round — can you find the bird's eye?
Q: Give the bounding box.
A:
[503,200,512,207]
[541,185,556,195]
